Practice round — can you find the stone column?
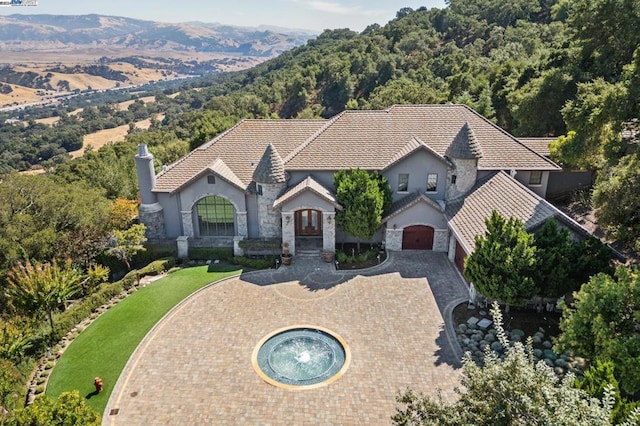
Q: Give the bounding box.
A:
[322,211,336,252]
[448,233,457,262]
[385,227,403,251]
[433,229,449,252]
[181,211,194,237]
[176,236,189,259]
[236,211,248,238]
[281,211,295,255]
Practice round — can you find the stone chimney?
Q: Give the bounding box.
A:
[134,144,165,238]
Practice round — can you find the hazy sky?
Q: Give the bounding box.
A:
[0,1,447,32]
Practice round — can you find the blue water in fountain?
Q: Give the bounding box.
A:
[257,328,346,386]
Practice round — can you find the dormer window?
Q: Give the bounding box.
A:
[207,175,216,184]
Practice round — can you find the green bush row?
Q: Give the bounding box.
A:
[231,256,276,270]
[188,247,233,261]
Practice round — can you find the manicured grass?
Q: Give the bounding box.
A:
[46,265,241,415]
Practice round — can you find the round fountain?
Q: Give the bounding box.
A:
[252,326,350,390]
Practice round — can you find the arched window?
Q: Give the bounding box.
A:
[196,196,235,236]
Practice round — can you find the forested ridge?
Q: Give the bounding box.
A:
[0,0,639,421]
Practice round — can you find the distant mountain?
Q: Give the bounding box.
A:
[0,14,315,57]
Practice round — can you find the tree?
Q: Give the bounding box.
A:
[578,360,640,424]
[557,266,640,395]
[464,211,538,308]
[534,220,573,297]
[593,153,640,254]
[107,224,147,270]
[3,390,100,425]
[392,303,620,425]
[334,169,391,252]
[4,259,81,337]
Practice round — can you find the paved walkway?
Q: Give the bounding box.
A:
[104,252,469,425]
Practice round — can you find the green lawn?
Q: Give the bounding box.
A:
[46,265,241,415]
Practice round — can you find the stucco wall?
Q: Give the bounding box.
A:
[279,191,336,213]
[179,175,246,215]
[384,150,448,202]
[386,201,447,229]
[157,193,182,238]
[246,193,260,238]
[514,170,550,198]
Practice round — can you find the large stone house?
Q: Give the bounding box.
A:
[135,104,590,275]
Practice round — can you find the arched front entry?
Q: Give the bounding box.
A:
[402,225,434,250]
[295,209,323,236]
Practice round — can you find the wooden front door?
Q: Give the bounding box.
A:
[402,225,434,250]
[295,209,322,236]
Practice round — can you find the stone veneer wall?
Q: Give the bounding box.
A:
[322,212,336,251]
[385,228,403,251]
[433,229,449,252]
[446,158,478,201]
[281,211,296,255]
[257,183,285,238]
[139,203,165,239]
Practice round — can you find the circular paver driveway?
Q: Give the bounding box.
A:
[105,252,467,425]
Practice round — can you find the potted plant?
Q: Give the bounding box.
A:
[322,250,335,263]
[281,242,292,265]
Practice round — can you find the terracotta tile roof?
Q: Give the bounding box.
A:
[154,105,558,193]
[273,175,342,210]
[169,158,244,194]
[383,191,444,223]
[252,143,286,184]
[445,171,589,254]
[285,105,558,171]
[384,137,451,170]
[518,137,556,157]
[154,119,326,192]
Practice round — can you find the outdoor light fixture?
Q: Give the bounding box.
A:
[285,216,291,225]
[327,215,332,224]
[393,224,397,229]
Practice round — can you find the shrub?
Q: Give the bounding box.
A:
[336,251,349,263]
[0,359,26,412]
[131,244,177,268]
[188,247,233,261]
[3,390,100,425]
[231,256,276,270]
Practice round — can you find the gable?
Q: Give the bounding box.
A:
[445,171,589,254]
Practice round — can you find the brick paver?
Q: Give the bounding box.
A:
[104,252,469,425]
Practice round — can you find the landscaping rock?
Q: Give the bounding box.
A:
[543,349,557,361]
[542,340,553,349]
[544,358,555,367]
[457,324,468,334]
[533,349,543,359]
[490,341,504,352]
[484,333,496,343]
[555,358,569,369]
[511,329,525,339]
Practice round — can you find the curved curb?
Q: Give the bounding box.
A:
[103,273,241,425]
[442,297,468,364]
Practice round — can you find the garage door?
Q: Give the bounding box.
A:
[402,225,434,250]
[455,241,467,274]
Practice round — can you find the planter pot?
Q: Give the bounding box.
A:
[322,251,335,263]
[281,254,292,265]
